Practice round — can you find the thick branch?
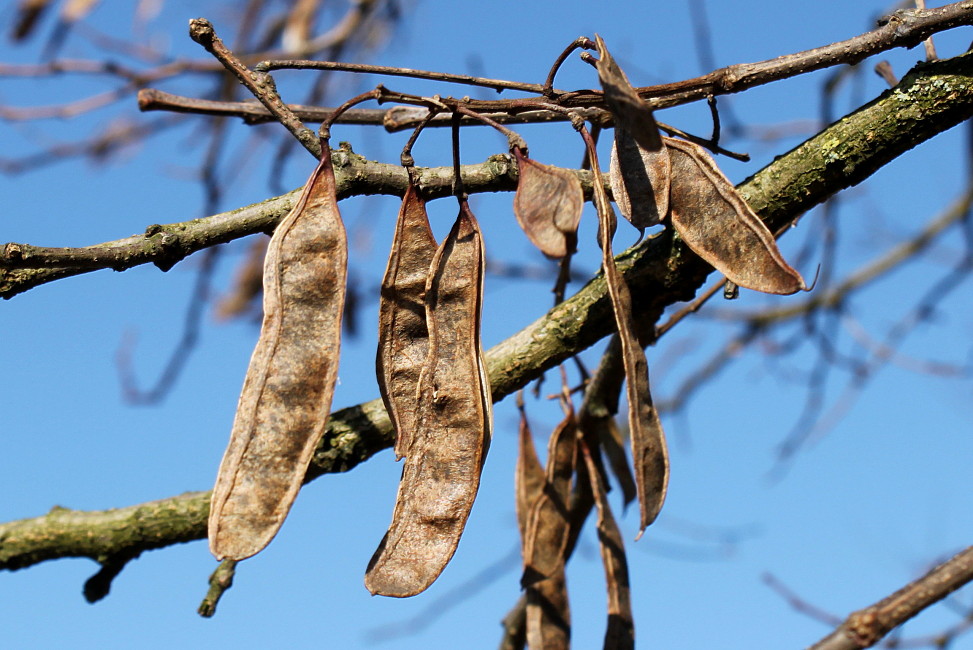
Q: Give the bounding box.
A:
[4,52,973,572]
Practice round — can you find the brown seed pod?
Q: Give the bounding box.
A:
[516,398,571,649]
[581,440,635,650]
[609,126,671,233]
[589,143,670,537]
[666,136,807,295]
[376,178,438,460]
[516,397,545,536]
[593,35,666,156]
[365,201,492,597]
[521,408,578,586]
[209,145,347,561]
[512,146,584,258]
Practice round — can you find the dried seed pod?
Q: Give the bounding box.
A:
[512,146,584,258]
[516,397,545,536]
[517,399,571,650]
[522,408,578,586]
[376,179,437,460]
[589,144,670,537]
[209,146,347,561]
[526,572,571,650]
[609,126,670,233]
[594,35,666,155]
[666,136,807,295]
[595,34,671,236]
[581,441,635,650]
[365,202,492,597]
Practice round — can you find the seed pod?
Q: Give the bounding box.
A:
[526,571,571,650]
[209,146,347,561]
[581,441,635,650]
[516,397,544,536]
[522,408,578,586]
[609,126,671,233]
[365,201,492,597]
[377,178,437,460]
[589,142,670,537]
[512,146,583,258]
[517,399,571,650]
[593,34,664,155]
[666,136,807,295]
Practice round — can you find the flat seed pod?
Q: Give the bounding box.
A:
[609,126,670,232]
[521,409,578,586]
[365,202,492,597]
[526,571,571,650]
[594,36,666,158]
[581,441,635,650]
[209,146,347,561]
[517,401,571,650]
[376,179,437,460]
[516,400,545,536]
[666,136,807,295]
[512,146,583,258]
[590,154,670,536]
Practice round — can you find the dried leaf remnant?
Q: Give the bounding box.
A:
[512,145,583,258]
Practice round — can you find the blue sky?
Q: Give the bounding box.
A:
[3,1,973,648]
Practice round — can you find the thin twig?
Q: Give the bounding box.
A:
[188,18,320,157]
[256,58,547,94]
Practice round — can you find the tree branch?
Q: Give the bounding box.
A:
[8,52,973,299]
[137,3,973,129]
[808,546,973,650]
[4,51,973,576]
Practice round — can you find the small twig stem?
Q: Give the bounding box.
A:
[187,18,319,157]
[542,36,596,97]
[255,58,546,94]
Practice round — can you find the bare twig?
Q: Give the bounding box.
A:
[188,18,320,157]
[143,3,973,128]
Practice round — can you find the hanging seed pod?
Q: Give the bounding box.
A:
[516,396,545,535]
[512,145,584,258]
[521,408,578,586]
[581,441,635,650]
[376,177,438,460]
[594,32,670,236]
[209,145,347,561]
[588,136,670,537]
[365,202,492,597]
[516,398,571,650]
[666,137,807,295]
[609,126,671,234]
[593,34,665,155]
